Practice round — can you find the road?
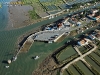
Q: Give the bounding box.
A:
[74,46,82,56]
[60,43,97,75]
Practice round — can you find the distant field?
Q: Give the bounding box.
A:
[21,0,65,12]
[62,51,100,75]
[56,45,78,63]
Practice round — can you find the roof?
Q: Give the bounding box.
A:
[96,34,100,37]
[67,0,92,5]
[77,38,88,46]
[88,34,95,40]
[96,16,100,20]
[38,12,49,18]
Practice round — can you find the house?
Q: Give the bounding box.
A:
[77,38,89,46]
[95,32,100,40]
[88,34,96,40]
[68,18,77,25]
[92,9,99,14]
[96,16,100,21]
[62,18,71,27]
[86,9,100,20]
[77,22,81,26]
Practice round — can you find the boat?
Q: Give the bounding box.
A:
[5,66,9,68]
[34,56,39,60]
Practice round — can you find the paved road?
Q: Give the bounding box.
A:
[74,46,82,56]
[60,43,97,75]
[81,58,91,68]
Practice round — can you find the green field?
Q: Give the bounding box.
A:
[75,61,94,75]
[78,46,87,52]
[90,52,100,63]
[56,45,77,62]
[68,65,80,75]
[85,56,100,74]
[63,69,70,75]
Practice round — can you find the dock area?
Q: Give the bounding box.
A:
[19,34,34,52]
[34,30,66,43]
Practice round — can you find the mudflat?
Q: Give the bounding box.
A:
[7,4,33,30]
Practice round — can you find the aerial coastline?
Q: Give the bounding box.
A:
[0,0,100,75]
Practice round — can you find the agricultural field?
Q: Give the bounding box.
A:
[40,0,65,11]
[63,60,95,75]
[78,43,94,54]
[62,53,100,75]
[21,0,46,19]
[56,45,78,63]
[63,70,70,75]
[75,60,94,75]
[68,65,80,75]
[21,0,65,18]
[85,55,100,74]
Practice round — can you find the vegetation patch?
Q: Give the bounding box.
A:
[29,10,40,19]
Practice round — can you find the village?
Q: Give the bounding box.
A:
[1,0,100,75]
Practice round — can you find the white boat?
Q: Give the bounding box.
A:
[34,56,39,60]
[5,66,9,68]
[13,56,17,61]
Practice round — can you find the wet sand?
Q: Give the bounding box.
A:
[6,3,33,30]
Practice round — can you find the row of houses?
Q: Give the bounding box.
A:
[34,8,100,43]
[44,16,82,31]
[86,9,100,21]
[77,29,100,46]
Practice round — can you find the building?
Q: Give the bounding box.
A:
[77,22,81,26]
[87,9,100,21]
[62,18,71,27]
[95,31,100,40]
[92,9,99,14]
[96,16,100,22]
[88,34,96,40]
[77,38,89,46]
